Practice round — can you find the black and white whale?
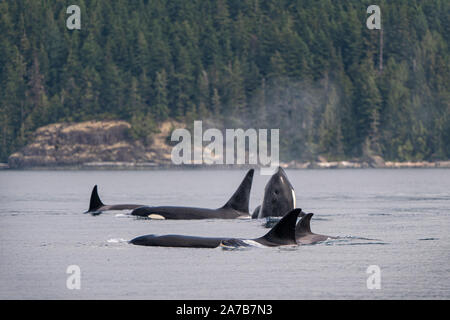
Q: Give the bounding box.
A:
[295,213,336,244]
[85,185,143,215]
[129,208,302,248]
[252,167,298,219]
[130,169,254,220]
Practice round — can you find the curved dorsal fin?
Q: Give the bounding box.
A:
[88,185,104,212]
[296,213,313,235]
[260,209,302,245]
[222,169,254,213]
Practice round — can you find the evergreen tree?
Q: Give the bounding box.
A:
[0,0,448,163]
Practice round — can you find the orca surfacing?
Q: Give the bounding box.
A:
[85,185,143,215]
[130,169,254,220]
[129,208,302,248]
[295,213,337,244]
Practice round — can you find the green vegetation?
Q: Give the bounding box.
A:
[0,0,448,162]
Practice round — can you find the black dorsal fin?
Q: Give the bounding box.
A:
[87,185,104,212]
[222,169,254,213]
[260,209,302,245]
[296,213,313,235]
[251,205,261,219]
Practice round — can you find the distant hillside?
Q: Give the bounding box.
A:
[0,0,449,163]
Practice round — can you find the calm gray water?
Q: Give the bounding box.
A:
[0,169,449,299]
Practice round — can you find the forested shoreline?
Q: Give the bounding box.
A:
[0,0,449,163]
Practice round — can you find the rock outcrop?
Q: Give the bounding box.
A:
[8,120,179,168]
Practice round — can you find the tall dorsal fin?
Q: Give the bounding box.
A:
[260,209,302,245]
[87,185,104,212]
[221,169,254,213]
[296,213,313,235]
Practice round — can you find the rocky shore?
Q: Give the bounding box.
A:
[4,159,450,170]
[282,159,450,169]
[4,120,450,170]
[7,120,177,169]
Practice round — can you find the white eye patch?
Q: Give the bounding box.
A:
[291,188,296,208]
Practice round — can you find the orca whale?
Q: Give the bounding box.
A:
[131,169,254,220]
[295,213,336,244]
[252,167,298,219]
[85,185,143,215]
[129,208,302,248]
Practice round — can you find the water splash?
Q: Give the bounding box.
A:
[320,236,388,246]
[107,238,128,243]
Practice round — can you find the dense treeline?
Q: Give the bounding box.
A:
[0,0,449,162]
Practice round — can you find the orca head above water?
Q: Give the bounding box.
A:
[255,166,297,219]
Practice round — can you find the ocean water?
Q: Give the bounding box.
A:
[0,169,449,299]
